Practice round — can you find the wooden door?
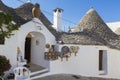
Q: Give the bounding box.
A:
[25,38,31,63]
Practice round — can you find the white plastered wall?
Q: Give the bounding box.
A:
[107,22,120,32]
[0,18,56,69]
[18,18,56,69]
[0,31,18,68]
[30,32,47,68]
[48,44,120,79]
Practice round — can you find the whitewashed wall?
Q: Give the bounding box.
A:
[18,18,56,69]
[1,18,120,79]
[107,22,120,32]
[30,32,48,68]
[0,18,56,69]
[48,44,120,79]
[0,31,18,67]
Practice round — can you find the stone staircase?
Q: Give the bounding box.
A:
[28,63,49,80]
[30,68,49,80]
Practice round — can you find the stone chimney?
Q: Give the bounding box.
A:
[53,8,63,32]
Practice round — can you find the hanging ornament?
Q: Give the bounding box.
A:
[61,46,70,61]
[70,46,79,56]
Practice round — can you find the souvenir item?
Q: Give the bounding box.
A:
[70,46,79,56]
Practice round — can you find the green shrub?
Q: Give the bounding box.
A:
[0,55,11,76]
[0,11,19,44]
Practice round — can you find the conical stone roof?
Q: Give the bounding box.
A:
[0,0,26,25]
[0,0,12,12]
[0,1,58,36]
[1,1,120,50]
[60,8,120,50]
[15,3,59,36]
[74,8,118,40]
[115,28,120,35]
[15,3,34,20]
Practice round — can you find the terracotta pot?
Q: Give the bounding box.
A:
[32,6,41,18]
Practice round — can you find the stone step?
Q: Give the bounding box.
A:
[30,68,49,80]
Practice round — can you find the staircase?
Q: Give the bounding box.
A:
[28,63,49,80]
[30,68,49,80]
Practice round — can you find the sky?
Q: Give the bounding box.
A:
[2,0,120,31]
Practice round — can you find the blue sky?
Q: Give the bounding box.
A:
[2,0,120,31]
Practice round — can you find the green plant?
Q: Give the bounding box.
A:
[0,55,11,76]
[0,11,19,44]
[7,73,14,79]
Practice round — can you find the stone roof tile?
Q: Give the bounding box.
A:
[0,1,58,36]
[60,8,120,50]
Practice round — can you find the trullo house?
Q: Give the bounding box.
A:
[0,0,120,79]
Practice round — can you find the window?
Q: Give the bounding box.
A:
[99,50,103,71]
[36,40,39,45]
[99,50,107,74]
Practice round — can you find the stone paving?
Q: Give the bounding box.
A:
[34,74,119,80]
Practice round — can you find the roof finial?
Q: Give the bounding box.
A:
[27,0,31,3]
[90,6,94,9]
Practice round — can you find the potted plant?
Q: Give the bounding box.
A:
[0,11,19,44]
[6,73,14,80]
[0,55,11,79]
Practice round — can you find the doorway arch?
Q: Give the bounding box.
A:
[24,32,49,68]
[25,33,32,63]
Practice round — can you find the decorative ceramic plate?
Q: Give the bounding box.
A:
[61,46,70,55]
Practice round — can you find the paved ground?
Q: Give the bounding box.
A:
[34,74,119,80]
[28,63,45,72]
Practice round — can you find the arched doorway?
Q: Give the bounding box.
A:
[25,33,32,63]
[24,32,50,73]
[24,32,49,69]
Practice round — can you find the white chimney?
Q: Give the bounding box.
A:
[53,8,63,32]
